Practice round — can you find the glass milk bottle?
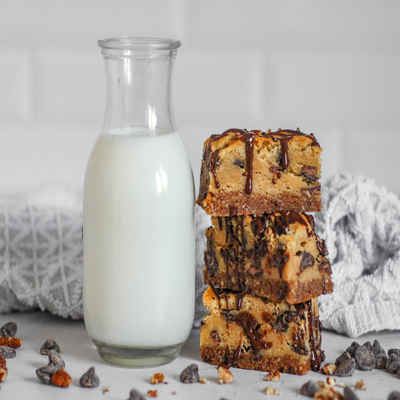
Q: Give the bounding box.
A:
[83,38,195,368]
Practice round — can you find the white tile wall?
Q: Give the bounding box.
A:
[0,1,399,195]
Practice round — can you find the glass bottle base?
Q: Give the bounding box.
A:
[93,340,184,368]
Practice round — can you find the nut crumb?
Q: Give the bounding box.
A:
[354,380,366,391]
[199,377,208,384]
[337,382,344,388]
[147,390,158,397]
[314,386,343,400]
[150,373,164,384]
[102,386,110,394]
[218,366,233,384]
[321,363,337,376]
[172,391,176,395]
[263,371,280,382]
[218,378,223,385]
[0,367,7,383]
[265,386,280,395]
[326,377,336,387]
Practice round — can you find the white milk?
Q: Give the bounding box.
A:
[83,128,195,347]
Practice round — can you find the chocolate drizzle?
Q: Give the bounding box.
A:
[274,211,315,237]
[244,133,256,194]
[236,312,267,353]
[306,300,321,371]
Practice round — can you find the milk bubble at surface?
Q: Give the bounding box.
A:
[83,127,195,348]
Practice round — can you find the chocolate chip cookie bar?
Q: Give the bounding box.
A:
[204,211,332,304]
[200,287,324,374]
[197,128,322,216]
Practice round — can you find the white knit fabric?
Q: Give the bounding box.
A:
[314,172,400,337]
[1,175,399,338]
[0,184,83,318]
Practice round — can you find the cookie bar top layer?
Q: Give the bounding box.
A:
[197,128,322,216]
[204,211,332,304]
[200,287,324,375]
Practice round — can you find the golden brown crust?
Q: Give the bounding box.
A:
[200,287,324,375]
[203,212,332,304]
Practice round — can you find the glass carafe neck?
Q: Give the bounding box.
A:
[99,38,181,135]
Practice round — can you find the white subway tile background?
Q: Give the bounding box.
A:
[0,1,399,195]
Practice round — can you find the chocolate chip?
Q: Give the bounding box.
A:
[335,351,351,368]
[346,341,360,358]
[362,341,373,352]
[248,264,263,277]
[48,350,65,369]
[386,354,400,374]
[79,366,100,388]
[36,364,59,385]
[388,392,400,400]
[210,330,221,342]
[0,346,16,359]
[271,315,288,333]
[389,349,400,357]
[372,340,388,369]
[299,251,315,273]
[128,389,146,400]
[300,380,320,397]
[205,246,219,277]
[40,339,61,355]
[301,166,318,182]
[336,357,355,376]
[318,258,332,274]
[0,322,17,338]
[179,363,199,383]
[233,159,244,168]
[355,345,375,371]
[343,386,360,400]
[269,165,281,173]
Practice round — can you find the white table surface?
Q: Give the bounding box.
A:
[0,311,399,400]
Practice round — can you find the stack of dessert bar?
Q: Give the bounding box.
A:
[196,128,332,375]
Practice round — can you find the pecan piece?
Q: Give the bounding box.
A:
[0,337,21,349]
[218,366,233,384]
[0,356,6,368]
[51,369,72,388]
[150,373,164,384]
[0,366,7,382]
[80,366,100,388]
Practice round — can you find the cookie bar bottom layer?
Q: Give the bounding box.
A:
[199,190,321,216]
[200,287,324,375]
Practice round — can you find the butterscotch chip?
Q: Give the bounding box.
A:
[217,366,233,384]
[204,212,332,304]
[197,128,322,216]
[150,373,164,384]
[200,287,323,375]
